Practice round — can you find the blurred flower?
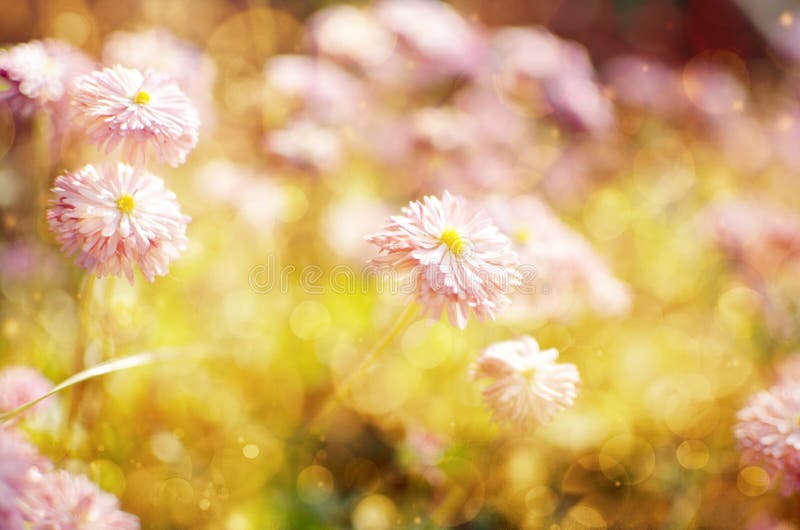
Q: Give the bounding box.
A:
[321,194,392,262]
[0,366,53,419]
[71,65,200,167]
[0,239,62,284]
[402,429,447,485]
[702,198,800,278]
[373,0,486,81]
[47,162,190,284]
[603,55,687,115]
[767,101,800,170]
[471,336,580,428]
[308,5,396,70]
[487,27,614,134]
[20,469,139,530]
[682,58,747,116]
[194,159,286,230]
[410,107,476,152]
[264,56,365,125]
[747,513,798,530]
[735,381,800,495]
[0,39,94,117]
[776,353,800,383]
[366,191,520,328]
[102,28,217,132]
[542,42,615,134]
[264,119,342,172]
[488,26,561,118]
[482,195,631,321]
[0,428,49,530]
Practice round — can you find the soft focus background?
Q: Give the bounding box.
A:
[4,0,800,528]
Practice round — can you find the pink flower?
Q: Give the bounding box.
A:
[264,56,365,126]
[47,163,190,284]
[702,197,800,278]
[308,5,396,70]
[20,469,139,530]
[322,194,392,263]
[264,119,342,172]
[0,366,54,419]
[0,428,50,530]
[0,39,94,117]
[366,191,520,328]
[71,65,200,167]
[482,195,631,322]
[471,336,580,428]
[102,28,217,132]
[602,55,687,116]
[487,27,614,134]
[373,0,486,78]
[735,382,800,495]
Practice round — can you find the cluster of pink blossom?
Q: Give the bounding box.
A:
[0,30,204,285]
[0,32,203,527]
[0,366,138,529]
[365,191,582,426]
[262,0,617,193]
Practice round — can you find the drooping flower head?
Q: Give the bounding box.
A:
[20,470,139,530]
[0,39,94,117]
[471,336,580,428]
[47,163,190,284]
[735,382,800,495]
[0,366,54,420]
[0,428,50,530]
[366,191,520,328]
[71,65,200,167]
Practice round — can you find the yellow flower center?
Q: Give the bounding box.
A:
[514,227,531,244]
[133,90,151,106]
[440,227,465,256]
[116,194,135,214]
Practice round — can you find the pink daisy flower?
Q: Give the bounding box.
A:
[735,382,800,495]
[1,428,50,530]
[471,336,580,429]
[0,39,94,117]
[366,191,520,329]
[71,65,200,167]
[0,366,54,419]
[47,163,190,284]
[20,469,139,530]
[102,28,217,132]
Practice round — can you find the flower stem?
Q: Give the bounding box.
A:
[33,111,51,238]
[312,303,418,427]
[67,273,95,424]
[0,347,205,424]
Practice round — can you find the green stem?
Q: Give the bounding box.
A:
[67,274,96,424]
[0,348,202,424]
[33,111,51,237]
[312,303,418,427]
